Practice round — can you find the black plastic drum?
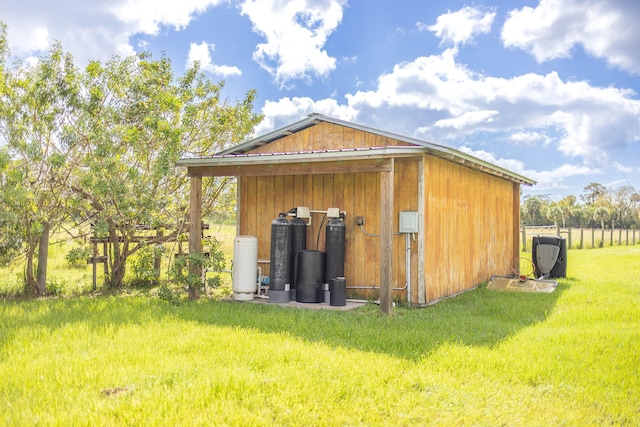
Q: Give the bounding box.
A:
[296,250,325,303]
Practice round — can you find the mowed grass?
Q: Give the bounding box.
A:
[1,246,639,425]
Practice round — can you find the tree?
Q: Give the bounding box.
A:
[65,52,261,295]
[521,195,550,225]
[545,204,563,229]
[581,182,607,206]
[0,26,78,295]
[557,195,576,228]
[593,207,610,230]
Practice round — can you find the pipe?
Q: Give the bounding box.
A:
[406,233,411,306]
[346,284,407,291]
[358,223,403,237]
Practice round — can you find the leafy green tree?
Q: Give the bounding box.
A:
[581,182,607,207]
[557,195,576,228]
[545,204,563,229]
[593,207,610,230]
[521,195,549,225]
[0,26,78,295]
[0,149,25,263]
[65,52,261,294]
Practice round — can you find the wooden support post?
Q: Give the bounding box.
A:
[513,184,522,257]
[417,156,426,305]
[92,240,98,291]
[188,176,203,299]
[379,161,394,315]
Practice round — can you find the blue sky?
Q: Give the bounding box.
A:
[3,0,640,200]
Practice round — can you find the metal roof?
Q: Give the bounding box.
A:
[178,113,536,186]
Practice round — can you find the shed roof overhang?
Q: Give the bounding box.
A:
[177,145,534,185]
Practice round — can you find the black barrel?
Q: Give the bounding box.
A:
[325,218,345,285]
[296,250,325,303]
[289,217,307,299]
[269,214,291,302]
[330,277,346,306]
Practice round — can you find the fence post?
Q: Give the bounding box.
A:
[579,228,584,249]
[592,228,595,248]
[521,223,527,252]
[567,227,572,249]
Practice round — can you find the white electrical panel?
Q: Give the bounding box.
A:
[399,211,418,233]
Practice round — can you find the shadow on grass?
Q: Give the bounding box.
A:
[0,281,569,361]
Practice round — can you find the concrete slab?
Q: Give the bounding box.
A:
[487,276,558,293]
[224,296,368,310]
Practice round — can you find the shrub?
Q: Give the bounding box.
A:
[65,245,92,268]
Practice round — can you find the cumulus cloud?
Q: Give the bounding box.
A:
[186,41,242,77]
[613,162,640,173]
[502,0,640,74]
[434,110,498,129]
[459,146,599,190]
[2,0,223,65]
[419,6,496,46]
[240,0,346,86]
[260,42,640,167]
[345,49,640,165]
[254,96,357,135]
[509,131,551,146]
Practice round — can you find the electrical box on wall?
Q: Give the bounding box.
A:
[399,211,418,233]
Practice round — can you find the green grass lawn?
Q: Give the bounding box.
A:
[1,246,639,425]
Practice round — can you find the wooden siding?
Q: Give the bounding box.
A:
[237,159,419,298]
[422,155,516,302]
[248,121,413,154]
[234,121,519,303]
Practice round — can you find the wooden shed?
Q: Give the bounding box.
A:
[178,114,535,313]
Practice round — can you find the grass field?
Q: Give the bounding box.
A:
[0,245,638,425]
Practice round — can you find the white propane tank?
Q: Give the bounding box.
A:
[232,235,258,301]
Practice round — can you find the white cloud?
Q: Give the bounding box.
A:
[509,131,550,146]
[613,162,640,173]
[420,6,496,46]
[459,146,599,190]
[345,49,640,165]
[255,96,356,135]
[240,0,346,86]
[502,0,640,74]
[434,110,498,129]
[186,41,242,77]
[257,43,640,168]
[109,0,221,35]
[2,0,224,66]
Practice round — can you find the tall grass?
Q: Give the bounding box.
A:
[1,246,638,425]
[0,223,237,298]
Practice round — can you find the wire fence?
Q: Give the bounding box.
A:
[521,225,640,252]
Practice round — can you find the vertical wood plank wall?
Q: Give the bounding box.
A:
[237,122,518,303]
[422,155,516,302]
[238,161,419,300]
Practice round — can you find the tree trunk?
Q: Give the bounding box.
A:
[25,244,36,295]
[153,229,163,284]
[36,221,51,295]
[187,284,199,300]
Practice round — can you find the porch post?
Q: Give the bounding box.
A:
[188,176,202,299]
[380,160,394,314]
